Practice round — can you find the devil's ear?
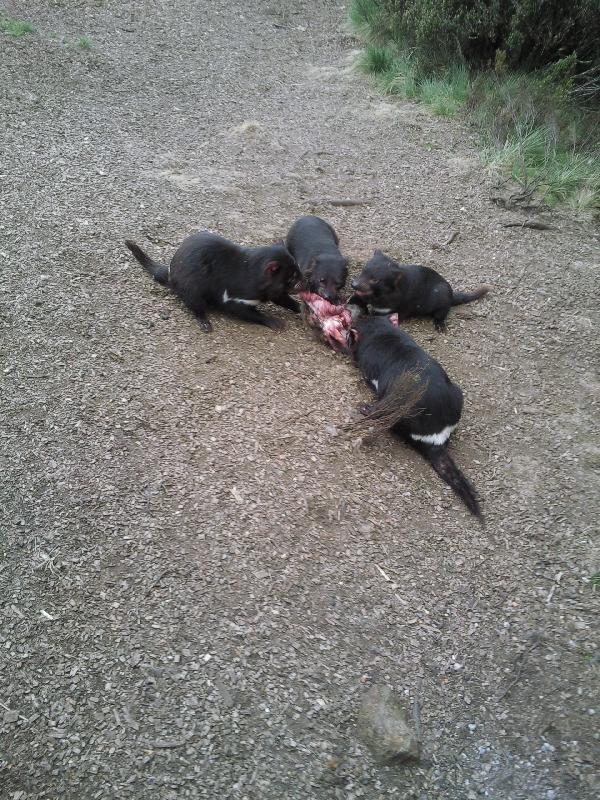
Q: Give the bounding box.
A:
[373,248,383,256]
[395,272,404,287]
[272,238,285,246]
[265,260,280,274]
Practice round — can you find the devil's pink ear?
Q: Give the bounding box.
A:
[272,238,285,246]
[265,260,280,274]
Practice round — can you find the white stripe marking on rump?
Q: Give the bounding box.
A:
[371,379,379,391]
[410,424,457,446]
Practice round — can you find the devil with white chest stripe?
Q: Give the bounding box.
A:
[350,249,491,331]
[125,232,300,332]
[350,314,482,518]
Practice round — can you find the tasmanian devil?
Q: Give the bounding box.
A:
[350,314,482,518]
[125,232,301,332]
[285,215,348,303]
[350,249,491,331]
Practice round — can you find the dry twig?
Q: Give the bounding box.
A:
[496,642,540,701]
[431,230,459,249]
[502,220,555,231]
[307,197,372,207]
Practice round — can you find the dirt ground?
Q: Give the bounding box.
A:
[1,1,599,798]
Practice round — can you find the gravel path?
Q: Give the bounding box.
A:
[1,2,598,798]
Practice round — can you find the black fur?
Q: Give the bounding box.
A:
[350,250,490,331]
[125,233,300,332]
[285,215,348,303]
[352,314,482,518]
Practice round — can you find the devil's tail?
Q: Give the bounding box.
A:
[125,240,169,285]
[451,284,492,307]
[410,440,482,519]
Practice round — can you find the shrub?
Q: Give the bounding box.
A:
[353,1,600,77]
[351,1,600,210]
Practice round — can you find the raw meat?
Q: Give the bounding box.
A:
[299,291,398,352]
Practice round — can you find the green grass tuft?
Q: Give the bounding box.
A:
[420,66,471,117]
[349,0,383,39]
[374,54,419,97]
[77,36,92,50]
[0,15,36,37]
[359,44,395,75]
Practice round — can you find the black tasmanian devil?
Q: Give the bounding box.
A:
[350,314,482,518]
[285,215,348,303]
[350,249,491,331]
[125,232,301,332]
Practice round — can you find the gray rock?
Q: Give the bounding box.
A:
[357,685,420,764]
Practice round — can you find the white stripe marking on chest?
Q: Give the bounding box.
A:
[372,307,392,314]
[223,289,259,306]
[410,424,457,446]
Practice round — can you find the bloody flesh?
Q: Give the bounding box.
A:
[299,291,398,352]
[299,292,354,351]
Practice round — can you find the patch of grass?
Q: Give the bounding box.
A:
[359,44,395,75]
[420,66,471,117]
[371,53,419,98]
[591,572,600,589]
[475,74,600,209]
[77,36,92,50]
[0,15,35,37]
[357,42,470,117]
[482,125,549,173]
[484,130,600,208]
[349,0,384,39]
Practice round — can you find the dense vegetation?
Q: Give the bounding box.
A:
[351,0,600,76]
[350,0,600,211]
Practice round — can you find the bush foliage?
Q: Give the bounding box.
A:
[352,1,600,210]
[353,1,600,76]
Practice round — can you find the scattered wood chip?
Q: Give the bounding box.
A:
[147,737,189,749]
[0,700,28,722]
[122,706,140,730]
[230,486,244,504]
[144,569,169,597]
